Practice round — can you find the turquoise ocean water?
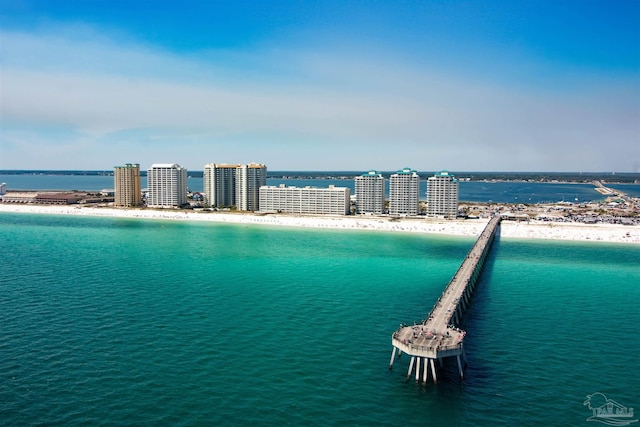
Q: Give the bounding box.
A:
[1,213,638,426]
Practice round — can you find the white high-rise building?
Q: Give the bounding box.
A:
[236,163,267,211]
[147,163,188,208]
[427,170,459,217]
[389,167,420,216]
[259,185,350,215]
[355,170,385,214]
[114,163,141,207]
[203,163,239,208]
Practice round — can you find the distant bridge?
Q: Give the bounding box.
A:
[389,215,501,384]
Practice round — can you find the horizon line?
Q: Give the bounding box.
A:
[1,169,639,175]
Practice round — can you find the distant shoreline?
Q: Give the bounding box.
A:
[1,170,639,184]
[1,204,638,245]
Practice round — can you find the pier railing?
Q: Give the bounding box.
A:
[389,215,501,382]
[422,215,501,326]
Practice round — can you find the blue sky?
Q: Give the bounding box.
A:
[1,0,639,171]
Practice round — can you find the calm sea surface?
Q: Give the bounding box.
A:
[3,174,636,203]
[1,213,638,426]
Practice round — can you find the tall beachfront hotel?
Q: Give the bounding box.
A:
[204,163,238,208]
[236,163,267,211]
[355,170,385,214]
[204,163,267,211]
[147,163,188,208]
[389,167,420,216]
[114,163,141,207]
[427,170,459,217]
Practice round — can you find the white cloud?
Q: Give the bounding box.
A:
[1,27,638,171]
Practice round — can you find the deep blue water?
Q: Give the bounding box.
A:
[606,183,640,198]
[0,213,638,426]
[1,174,630,204]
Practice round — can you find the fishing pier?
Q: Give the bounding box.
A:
[389,215,501,383]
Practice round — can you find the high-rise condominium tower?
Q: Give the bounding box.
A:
[389,167,419,216]
[355,170,385,214]
[147,163,188,208]
[204,163,267,211]
[114,163,142,207]
[203,163,239,208]
[236,163,267,211]
[427,170,459,217]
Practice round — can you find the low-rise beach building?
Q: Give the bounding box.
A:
[1,191,83,205]
[259,184,350,215]
[1,192,38,204]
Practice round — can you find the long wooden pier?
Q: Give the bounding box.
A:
[389,215,501,384]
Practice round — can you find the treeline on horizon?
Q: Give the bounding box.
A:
[0,170,639,183]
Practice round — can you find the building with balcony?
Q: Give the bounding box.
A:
[147,163,188,208]
[427,170,459,217]
[355,170,385,214]
[204,163,239,208]
[204,162,267,211]
[259,185,350,215]
[389,167,419,216]
[114,163,141,207]
[236,163,267,211]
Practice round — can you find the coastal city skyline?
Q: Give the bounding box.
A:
[108,162,460,217]
[1,1,639,172]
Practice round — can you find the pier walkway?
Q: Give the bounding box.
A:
[389,215,501,383]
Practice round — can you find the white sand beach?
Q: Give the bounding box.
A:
[1,204,638,244]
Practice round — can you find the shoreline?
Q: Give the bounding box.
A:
[0,204,638,244]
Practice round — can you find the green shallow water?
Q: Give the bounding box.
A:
[0,213,638,426]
